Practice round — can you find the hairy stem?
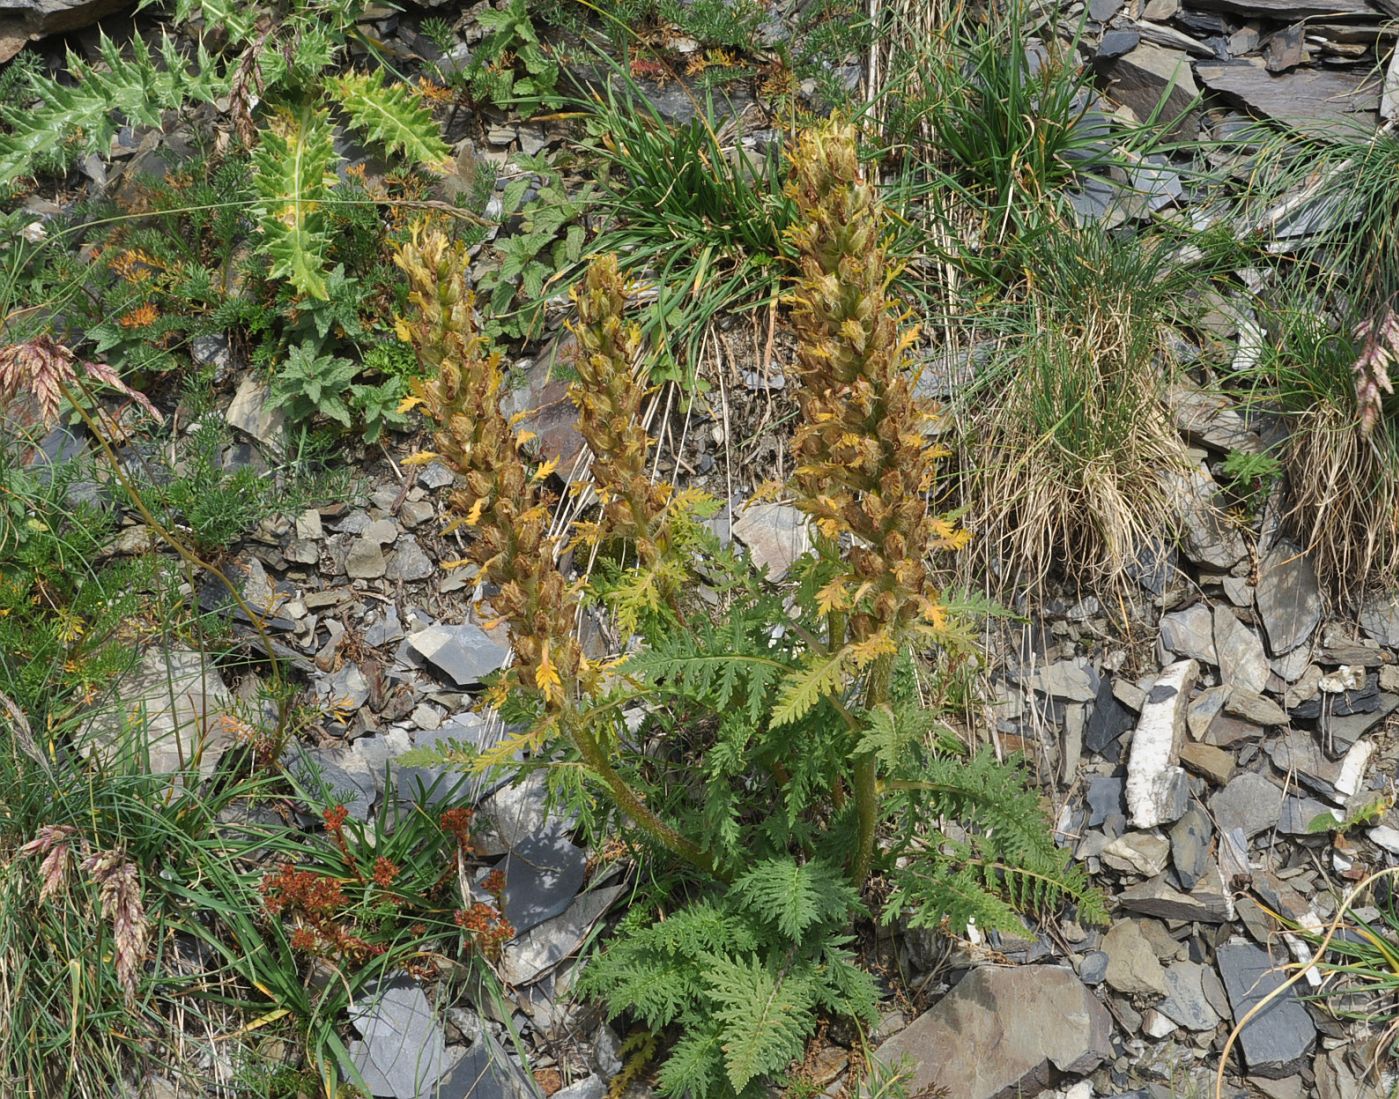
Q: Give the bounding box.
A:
[564,713,717,877]
[851,652,894,887]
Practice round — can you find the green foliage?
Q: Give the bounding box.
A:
[1219,447,1283,512]
[0,32,228,187]
[251,104,339,300]
[469,0,561,109]
[267,341,359,427]
[581,857,877,1099]
[330,69,451,167]
[475,155,593,341]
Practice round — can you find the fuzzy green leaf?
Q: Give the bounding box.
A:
[330,69,450,169]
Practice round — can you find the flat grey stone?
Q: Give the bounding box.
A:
[435,1029,540,1099]
[1196,61,1379,132]
[1023,660,1097,703]
[288,745,377,820]
[500,884,625,986]
[386,537,434,583]
[1160,961,1223,1032]
[225,375,285,449]
[1224,688,1287,727]
[1215,607,1270,694]
[1256,541,1321,656]
[1103,920,1168,996]
[501,832,587,936]
[872,965,1113,1099]
[1086,775,1125,829]
[1279,796,1340,835]
[1117,865,1233,923]
[347,539,388,579]
[1078,950,1109,985]
[77,647,235,779]
[1160,603,1218,664]
[476,771,574,856]
[317,663,369,714]
[1212,772,1284,838]
[1159,465,1248,570]
[731,502,811,580]
[1085,678,1135,753]
[409,623,509,688]
[1358,592,1399,647]
[1170,803,1214,889]
[348,976,453,1098]
[1216,942,1317,1077]
[1097,43,1199,140]
[393,720,488,807]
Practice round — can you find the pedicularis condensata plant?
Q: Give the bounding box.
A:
[394,118,1101,1099]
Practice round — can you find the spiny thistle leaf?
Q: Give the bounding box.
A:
[252,103,338,299]
[0,32,226,186]
[330,69,451,169]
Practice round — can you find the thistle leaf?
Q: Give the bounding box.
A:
[252,103,337,299]
[331,69,450,169]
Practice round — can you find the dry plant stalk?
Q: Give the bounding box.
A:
[567,253,670,564]
[394,228,711,873]
[785,118,963,882]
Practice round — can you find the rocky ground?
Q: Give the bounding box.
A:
[8,0,1399,1096]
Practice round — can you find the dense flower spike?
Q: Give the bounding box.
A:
[568,254,671,563]
[785,119,963,645]
[0,335,162,427]
[394,227,584,710]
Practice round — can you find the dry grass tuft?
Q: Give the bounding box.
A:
[960,229,1195,596]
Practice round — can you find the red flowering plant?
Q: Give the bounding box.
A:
[259,774,513,974]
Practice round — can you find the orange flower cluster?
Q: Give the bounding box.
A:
[260,862,386,963]
[395,228,583,711]
[785,121,966,643]
[568,254,670,564]
[455,901,514,958]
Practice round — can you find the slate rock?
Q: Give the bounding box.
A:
[1097,43,1200,139]
[436,1029,540,1099]
[1279,796,1339,835]
[225,375,285,450]
[1159,603,1218,664]
[288,744,377,821]
[1358,592,1399,647]
[501,832,587,937]
[1215,607,1269,694]
[1190,0,1375,15]
[1196,62,1379,132]
[1224,688,1287,727]
[386,537,434,583]
[871,965,1113,1099]
[1102,832,1171,877]
[1160,961,1223,1032]
[1117,864,1233,922]
[394,720,488,807]
[1169,802,1214,889]
[1103,920,1168,996]
[476,771,574,856]
[1212,771,1284,838]
[1085,677,1135,753]
[409,623,509,688]
[76,647,236,779]
[1216,942,1317,1077]
[1159,464,1248,570]
[1086,775,1126,829]
[1022,659,1098,703]
[500,884,625,986]
[348,976,453,1098]
[731,503,811,580]
[1319,693,1398,751]
[1079,950,1109,985]
[1097,28,1141,59]
[1179,742,1235,786]
[347,539,388,580]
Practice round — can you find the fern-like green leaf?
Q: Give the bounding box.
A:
[731,857,860,942]
[252,103,337,299]
[706,957,812,1093]
[0,32,226,186]
[770,645,853,727]
[656,1025,726,1099]
[330,69,450,169]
